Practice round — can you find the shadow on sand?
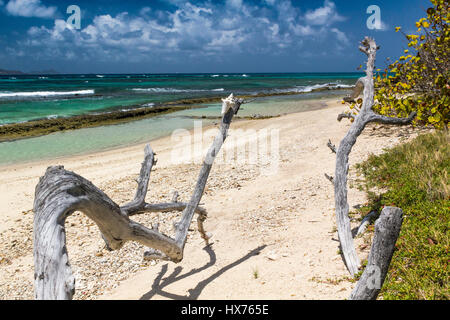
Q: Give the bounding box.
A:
[140,244,267,300]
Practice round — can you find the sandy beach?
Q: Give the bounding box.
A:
[0,98,421,300]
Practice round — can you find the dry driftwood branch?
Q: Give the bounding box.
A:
[171,191,179,203]
[337,113,355,122]
[173,94,243,253]
[324,173,334,185]
[120,144,155,216]
[33,93,243,300]
[368,112,417,125]
[355,211,378,237]
[343,78,365,103]
[350,207,403,300]
[327,139,337,154]
[334,37,416,276]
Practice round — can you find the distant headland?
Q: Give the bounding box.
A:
[0,68,59,75]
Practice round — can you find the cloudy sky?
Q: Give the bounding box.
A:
[0,0,430,73]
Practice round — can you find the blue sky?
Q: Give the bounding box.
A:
[0,0,431,73]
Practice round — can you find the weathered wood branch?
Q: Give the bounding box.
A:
[33,166,181,299]
[138,200,210,258]
[174,94,244,252]
[337,113,355,122]
[355,211,378,237]
[350,207,403,300]
[343,78,365,103]
[327,139,337,154]
[333,37,415,276]
[121,144,155,216]
[137,202,207,215]
[171,191,179,203]
[324,173,334,185]
[33,93,243,300]
[368,111,417,125]
[334,38,377,275]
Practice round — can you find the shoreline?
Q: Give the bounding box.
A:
[0,96,335,169]
[0,115,262,171]
[0,88,351,143]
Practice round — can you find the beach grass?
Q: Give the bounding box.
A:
[354,131,449,300]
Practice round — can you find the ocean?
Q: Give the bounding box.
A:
[0,73,360,165]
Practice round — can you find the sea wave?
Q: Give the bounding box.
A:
[274,83,354,94]
[131,88,225,93]
[0,89,95,98]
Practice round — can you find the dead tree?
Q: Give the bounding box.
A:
[350,207,403,300]
[328,37,416,276]
[33,94,245,300]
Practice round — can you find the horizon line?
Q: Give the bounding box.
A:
[1,71,366,76]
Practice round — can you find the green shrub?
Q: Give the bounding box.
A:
[355,131,449,299]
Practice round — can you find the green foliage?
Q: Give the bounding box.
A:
[355,131,449,299]
[376,0,449,129]
[347,0,449,129]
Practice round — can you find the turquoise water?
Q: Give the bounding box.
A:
[0,73,359,165]
[0,93,347,166]
[0,112,217,165]
[0,73,360,124]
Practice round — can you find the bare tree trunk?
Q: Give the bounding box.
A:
[355,211,378,237]
[331,37,416,276]
[33,94,244,300]
[350,207,404,300]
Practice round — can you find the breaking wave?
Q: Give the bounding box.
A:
[0,89,95,99]
[131,87,225,93]
[273,83,354,94]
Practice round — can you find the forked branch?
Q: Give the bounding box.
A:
[332,37,415,276]
[33,94,244,300]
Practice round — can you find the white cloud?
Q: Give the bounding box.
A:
[17,0,349,62]
[6,0,57,18]
[305,0,345,26]
[331,28,349,44]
